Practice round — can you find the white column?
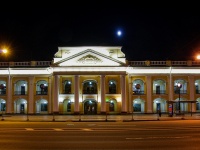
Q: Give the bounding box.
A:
[169,67,173,101]
[189,76,195,112]
[53,75,59,113]
[168,72,175,113]
[74,75,80,114]
[6,75,12,114]
[100,75,106,113]
[146,75,152,113]
[128,75,132,113]
[28,76,34,114]
[121,75,126,113]
[48,76,52,113]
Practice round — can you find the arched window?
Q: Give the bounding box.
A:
[64,80,71,94]
[153,79,166,94]
[0,82,6,95]
[109,101,114,111]
[15,80,28,95]
[109,80,116,94]
[0,99,6,111]
[174,79,187,94]
[133,79,144,94]
[36,80,48,95]
[83,80,97,94]
[67,101,71,112]
[195,79,200,94]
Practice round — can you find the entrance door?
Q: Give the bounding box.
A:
[133,103,141,112]
[109,102,114,111]
[1,103,6,111]
[20,104,24,114]
[84,100,97,115]
[156,103,161,113]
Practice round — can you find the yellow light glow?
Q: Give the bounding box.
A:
[2,49,7,53]
[197,55,200,60]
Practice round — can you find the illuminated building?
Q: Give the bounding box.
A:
[0,46,199,115]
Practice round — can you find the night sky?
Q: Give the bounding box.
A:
[1,2,200,62]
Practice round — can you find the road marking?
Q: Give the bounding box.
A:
[25,128,34,131]
[98,125,136,127]
[67,123,74,126]
[126,137,144,139]
[54,128,63,131]
[126,136,190,140]
[82,128,93,131]
[88,124,96,126]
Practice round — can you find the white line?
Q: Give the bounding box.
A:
[88,124,96,126]
[54,128,63,131]
[82,128,93,131]
[25,128,34,131]
[126,136,190,140]
[126,138,144,139]
[67,124,74,126]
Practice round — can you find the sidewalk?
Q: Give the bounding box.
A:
[1,113,200,122]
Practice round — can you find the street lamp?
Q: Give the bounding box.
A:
[197,55,200,60]
[0,49,8,54]
[177,83,182,113]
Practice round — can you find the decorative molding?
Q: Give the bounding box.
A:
[64,50,70,54]
[77,55,102,64]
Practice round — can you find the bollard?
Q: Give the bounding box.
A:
[1,111,4,121]
[132,111,134,121]
[79,113,81,122]
[27,113,29,121]
[181,113,185,120]
[52,112,55,121]
[157,113,160,120]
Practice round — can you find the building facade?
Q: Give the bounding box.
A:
[0,46,200,115]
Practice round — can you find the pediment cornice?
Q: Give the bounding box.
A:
[53,48,126,66]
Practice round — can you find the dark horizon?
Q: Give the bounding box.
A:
[1,2,200,62]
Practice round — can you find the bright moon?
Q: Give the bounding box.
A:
[117,30,122,36]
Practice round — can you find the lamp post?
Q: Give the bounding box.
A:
[26,102,29,121]
[177,83,182,113]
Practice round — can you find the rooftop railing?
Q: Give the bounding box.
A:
[1,60,200,67]
[129,60,200,67]
[0,61,52,67]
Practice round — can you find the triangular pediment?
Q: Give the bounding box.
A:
[53,46,127,66]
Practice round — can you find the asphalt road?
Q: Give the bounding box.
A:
[0,120,200,150]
